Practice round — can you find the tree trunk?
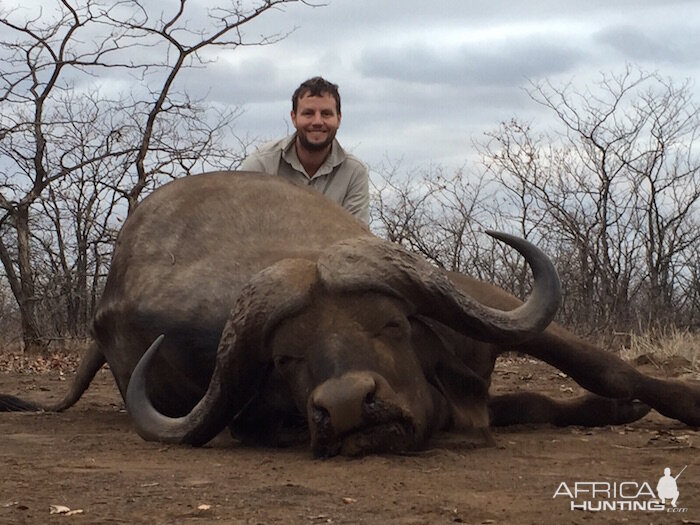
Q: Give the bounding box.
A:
[3,207,47,353]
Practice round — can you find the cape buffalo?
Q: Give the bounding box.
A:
[1,172,698,457]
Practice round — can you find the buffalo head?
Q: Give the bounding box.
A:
[126,232,560,457]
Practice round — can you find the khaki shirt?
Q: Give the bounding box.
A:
[240,134,370,224]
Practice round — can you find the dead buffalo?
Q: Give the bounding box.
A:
[1,172,698,457]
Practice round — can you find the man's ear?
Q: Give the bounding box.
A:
[290,110,297,126]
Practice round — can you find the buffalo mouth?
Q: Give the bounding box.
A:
[311,416,417,458]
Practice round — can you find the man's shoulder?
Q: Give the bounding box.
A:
[337,147,368,175]
[250,135,294,158]
[240,135,294,173]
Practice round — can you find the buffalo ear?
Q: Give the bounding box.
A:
[408,316,491,434]
[432,360,491,436]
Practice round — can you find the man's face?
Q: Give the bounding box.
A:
[291,92,341,152]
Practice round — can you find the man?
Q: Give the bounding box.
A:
[240,77,370,224]
[656,467,680,507]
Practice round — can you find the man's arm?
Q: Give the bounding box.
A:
[342,164,370,225]
[239,153,267,172]
[239,139,285,174]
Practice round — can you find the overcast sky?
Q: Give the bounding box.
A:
[174,0,700,172]
[4,0,700,174]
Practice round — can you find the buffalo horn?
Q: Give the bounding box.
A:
[317,231,561,344]
[126,258,318,445]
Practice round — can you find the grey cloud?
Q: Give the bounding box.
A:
[177,56,287,106]
[357,39,585,88]
[594,24,700,64]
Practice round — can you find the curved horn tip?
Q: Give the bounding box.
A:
[125,334,170,442]
[134,334,166,376]
[484,229,562,326]
[135,334,166,372]
[485,230,517,244]
[126,334,165,401]
[151,334,165,349]
[484,230,555,273]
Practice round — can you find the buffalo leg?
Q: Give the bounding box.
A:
[0,342,105,412]
[512,326,700,427]
[489,392,650,427]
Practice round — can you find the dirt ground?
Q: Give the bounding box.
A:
[1,356,698,525]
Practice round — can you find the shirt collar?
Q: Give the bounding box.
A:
[282,133,346,178]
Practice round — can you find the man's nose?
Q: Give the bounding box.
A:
[311,112,323,125]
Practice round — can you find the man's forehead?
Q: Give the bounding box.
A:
[297,92,337,109]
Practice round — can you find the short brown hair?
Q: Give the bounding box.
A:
[292,77,341,114]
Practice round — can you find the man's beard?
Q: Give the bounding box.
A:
[297,129,336,152]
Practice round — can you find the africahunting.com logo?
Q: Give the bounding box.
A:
[553,466,688,512]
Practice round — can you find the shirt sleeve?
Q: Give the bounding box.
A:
[239,153,267,172]
[342,164,370,225]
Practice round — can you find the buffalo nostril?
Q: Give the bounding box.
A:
[310,373,379,435]
[363,390,376,408]
[312,405,330,426]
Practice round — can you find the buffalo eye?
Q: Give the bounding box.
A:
[273,355,296,369]
[380,318,409,339]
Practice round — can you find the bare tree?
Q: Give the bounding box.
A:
[370,162,521,287]
[0,0,308,352]
[0,275,20,345]
[479,66,700,333]
[371,67,699,336]
[370,160,441,259]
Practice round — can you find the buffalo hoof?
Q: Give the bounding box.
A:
[488,392,651,427]
[599,398,651,425]
[557,395,651,427]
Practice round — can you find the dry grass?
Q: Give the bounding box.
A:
[2,331,698,379]
[0,339,90,374]
[620,327,700,378]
